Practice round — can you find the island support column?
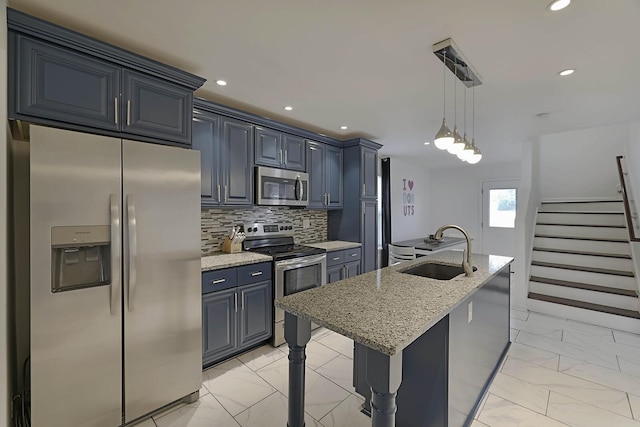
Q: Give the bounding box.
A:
[366,348,403,427]
[284,312,311,427]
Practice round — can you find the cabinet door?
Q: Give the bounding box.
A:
[361,147,377,199]
[193,111,221,206]
[344,260,361,279]
[326,264,343,284]
[254,127,282,168]
[122,70,192,145]
[202,289,238,366]
[361,200,378,273]
[325,145,343,208]
[283,134,306,171]
[238,281,272,348]
[306,142,326,208]
[222,118,254,205]
[14,35,120,131]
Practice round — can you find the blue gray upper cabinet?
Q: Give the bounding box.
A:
[11,34,121,131]
[254,127,306,171]
[222,118,254,206]
[121,70,192,144]
[306,141,343,209]
[193,100,254,207]
[361,146,378,199]
[7,8,205,147]
[192,111,221,206]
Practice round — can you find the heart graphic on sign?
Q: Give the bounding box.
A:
[408,180,414,191]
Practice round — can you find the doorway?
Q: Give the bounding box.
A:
[481,179,520,257]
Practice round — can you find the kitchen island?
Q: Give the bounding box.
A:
[276,250,512,427]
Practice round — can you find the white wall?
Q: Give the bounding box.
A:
[1,2,9,426]
[429,161,522,242]
[389,156,431,242]
[625,122,640,217]
[538,124,628,200]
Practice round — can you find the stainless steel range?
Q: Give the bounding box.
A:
[243,222,326,346]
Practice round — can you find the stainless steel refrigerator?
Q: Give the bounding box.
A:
[10,124,202,427]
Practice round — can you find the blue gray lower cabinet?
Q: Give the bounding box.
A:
[202,262,272,367]
[353,264,511,427]
[326,247,362,283]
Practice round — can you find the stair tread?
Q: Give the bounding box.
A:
[538,211,624,214]
[528,293,640,319]
[536,223,626,228]
[535,234,629,243]
[531,261,634,277]
[529,275,638,297]
[532,247,632,259]
[541,200,623,204]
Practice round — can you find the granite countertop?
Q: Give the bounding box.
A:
[304,241,362,251]
[201,252,272,272]
[276,251,512,356]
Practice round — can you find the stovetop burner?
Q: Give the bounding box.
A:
[242,221,325,261]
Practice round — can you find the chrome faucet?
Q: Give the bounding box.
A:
[434,224,473,277]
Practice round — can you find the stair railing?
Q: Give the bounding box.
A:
[616,156,640,242]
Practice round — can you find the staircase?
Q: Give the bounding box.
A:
[527,199,640,332]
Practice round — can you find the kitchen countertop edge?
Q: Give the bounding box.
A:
[304,240,363,251]
[201,252,272,272]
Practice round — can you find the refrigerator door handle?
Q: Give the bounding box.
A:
[110,194,120,316]
[127,194,138,312]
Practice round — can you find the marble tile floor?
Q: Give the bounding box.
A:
[139,309,640,427]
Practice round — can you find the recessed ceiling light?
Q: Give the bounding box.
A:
[216,80,227,86]
[558,69,575,76]
[284,106,293,111]
[340,126,348,130]
[424,142,430,145]
[548,0,570,11]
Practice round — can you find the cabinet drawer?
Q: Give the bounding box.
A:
[202,268,237,294]
[238,262,272,286]
[326,250,345,267]
[343,247,361,261]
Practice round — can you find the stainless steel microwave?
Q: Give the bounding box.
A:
[256,166,309,207]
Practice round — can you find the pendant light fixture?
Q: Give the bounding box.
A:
[457,74,474,160]
[466,84,482,164]
[433,38,483,163]
[434,50,454,150]
[447,56,465,155]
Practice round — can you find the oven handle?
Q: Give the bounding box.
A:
[275,254,326,269]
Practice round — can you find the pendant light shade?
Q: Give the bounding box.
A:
[467,138,482,164]
[457,134,473,160]
[434,51,454,150]
[434,118,454,149]
[448,127,465,154]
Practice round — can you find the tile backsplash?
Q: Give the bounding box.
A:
[201,207,328,256]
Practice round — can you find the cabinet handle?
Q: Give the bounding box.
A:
[126,100,131,126]
[114,98,118,125]
[211,278,226,284]
[351,253,358,257]
[251,271,263,277]
[241,291,244,311]
[224,185,228,202]
[285,150,288,165]
[280,149,283,164]
[217,184,221,202]
[362,184,366,196]
[343,266,347,278]
[234,293,238,312]
[362,201,365,216]
[332,257,340,261]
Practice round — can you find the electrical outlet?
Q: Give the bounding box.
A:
[467,301,473,323]
[303,219,310,229]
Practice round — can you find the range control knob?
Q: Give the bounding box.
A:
[253,227,258,232]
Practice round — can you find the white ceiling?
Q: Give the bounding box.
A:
[8,0,640,168]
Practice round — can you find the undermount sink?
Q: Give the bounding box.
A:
[400,262,478,281]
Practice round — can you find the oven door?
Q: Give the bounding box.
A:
[274,254,326,323]
[256,166,309,207]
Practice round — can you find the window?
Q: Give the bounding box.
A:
[489,188,516,228]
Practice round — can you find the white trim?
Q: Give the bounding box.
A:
[541,197,623,203]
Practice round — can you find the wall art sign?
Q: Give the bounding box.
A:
[403,178,415,216]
